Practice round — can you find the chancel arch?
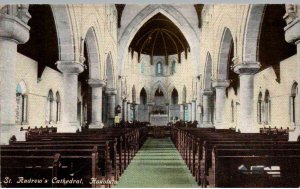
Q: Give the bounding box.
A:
[118,4,199,76]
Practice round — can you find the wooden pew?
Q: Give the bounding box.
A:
[170,126,295,187]
[1,145,101,187]
[209,146,300,187]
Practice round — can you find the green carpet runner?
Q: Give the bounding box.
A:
[115,138,198,188]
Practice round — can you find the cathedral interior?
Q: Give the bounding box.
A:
[0,3,300,188]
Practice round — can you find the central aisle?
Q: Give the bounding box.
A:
[115,138,198,188]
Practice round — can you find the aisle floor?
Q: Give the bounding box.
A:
[114,137,198,188]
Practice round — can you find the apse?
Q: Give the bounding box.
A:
[129,13,190,64]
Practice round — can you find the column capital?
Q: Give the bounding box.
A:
[0,13,30,44]
[233,62,261,75]
[202,89,214,96]
[212,80,230,88]
[105,88,117,95]
[88,79,106,88]
[56,61,84,74]
[284,17,300,44]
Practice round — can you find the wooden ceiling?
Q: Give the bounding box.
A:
[115,4,203,64]
[129,13,190,64]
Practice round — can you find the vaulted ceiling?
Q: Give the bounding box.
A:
[129,13,190,64]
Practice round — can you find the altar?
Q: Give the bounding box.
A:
[150,114,168,126]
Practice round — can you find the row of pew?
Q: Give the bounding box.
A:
[1,126,148,188]
[171,126,300,187]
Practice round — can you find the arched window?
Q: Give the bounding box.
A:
[171,60,176,75]
[290,82,298,124]
[16,81,28,125]
[257,92,263,124]
[171,89,179,105]
[264,90,271,124]
[56,92,61,123]
[156,62,163,75]
[47,90,55,124]
[141,61,145,74]
[231,100,234,123]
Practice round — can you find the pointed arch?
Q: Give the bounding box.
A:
[264,90,271,124]
[85,27,101,79]
[50,5,75,60]
[243,4,266,62]
[171,88,179,105]
[140,87,147,105]
[56,91,61,122]
[204,52,213,89]
[16,80,27,95]
[217,27,234,80]
[257,92,263,124]
[151,81,168,100]
[46,89,55,124]
[106,52,115,89]
[16,80,28,125]
[118,4,200,75]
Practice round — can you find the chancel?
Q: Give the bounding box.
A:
[0,3,300,188]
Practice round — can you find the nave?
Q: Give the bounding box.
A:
[1,123,300,188]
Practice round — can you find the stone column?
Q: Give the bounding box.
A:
[132,103,136,121]
[127,102,131,122]
[234,63,260,133]
[188,103,192,121]
[202,89,214,127]
[0,7,31,144]
[116,77,122,117]
[179,104,184,120]
[147,102,154,122]
[0,7,30,127]
[212,80,230,129]
[88,79,105,129]
[168,104,171,122]
[134,104,139,121]
[57,61,84,132]
[122,99,127,121]
[105,88,117,126]
[284,13,300,141]
[192,100,196,121]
